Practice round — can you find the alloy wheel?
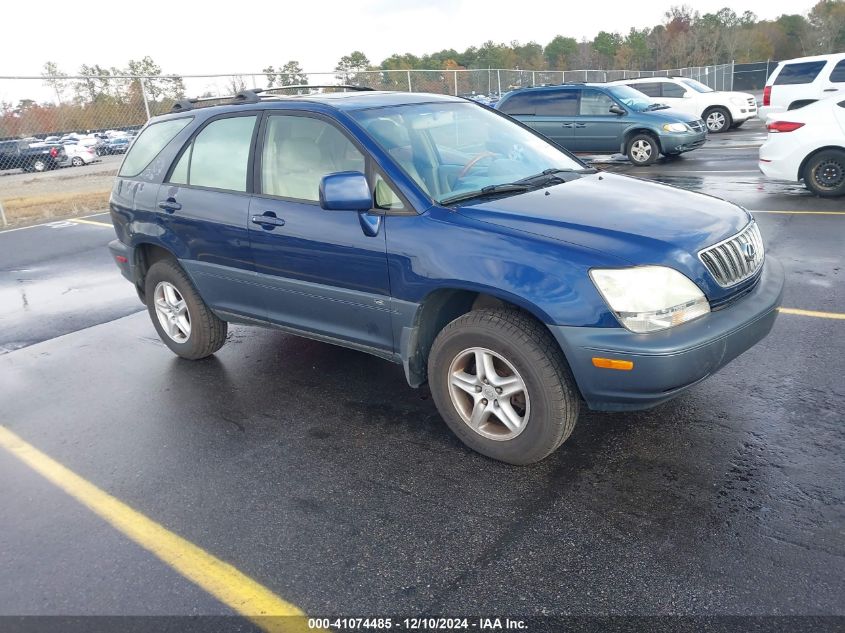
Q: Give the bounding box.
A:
[447,347,530,441]
[706,111,726,132]
[153,281,191,343]
[630,140,653,163]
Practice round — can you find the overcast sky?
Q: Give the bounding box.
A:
[3,0,815,77]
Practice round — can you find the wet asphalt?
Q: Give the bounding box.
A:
[0,120,843,626]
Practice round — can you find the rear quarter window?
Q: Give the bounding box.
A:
[118,117,193,178]
[830,60,845,83]
[773,61,827,86]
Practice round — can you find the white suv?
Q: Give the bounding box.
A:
[760,53,845,121]
[609,76,757,133]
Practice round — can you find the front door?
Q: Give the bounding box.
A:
[572,89,628,152]
[248,112,393,352]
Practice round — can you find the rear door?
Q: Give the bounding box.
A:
[821,58,845,100]
[157,112,263,321]
[572,89,628,152]
[248,111,393,352]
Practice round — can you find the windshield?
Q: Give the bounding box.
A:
[350,102,586,205]
[679,78,714,93]
[606,85,655,111]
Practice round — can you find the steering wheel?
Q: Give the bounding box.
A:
[457,151,497,180]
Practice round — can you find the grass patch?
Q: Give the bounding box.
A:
[0,191,110,227]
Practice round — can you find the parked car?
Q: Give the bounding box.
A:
[609,76,757,133]
[107,90,783,465]
[105,137,131,154]
[760,53,845,120]
[0,139,67,172]
[759,95,845,197]
[44,136,60,143]
[496,83,707,166]
[61,142,98,167]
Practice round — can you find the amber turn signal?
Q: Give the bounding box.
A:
[592,357,634,371]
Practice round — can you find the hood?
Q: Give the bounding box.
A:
[454,172,750,274]
[639,107,701,125]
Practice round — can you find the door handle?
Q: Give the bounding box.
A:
[575,123,587,128]
[251,212,286,228]
[158,199,182,213]
[823,88,838,92]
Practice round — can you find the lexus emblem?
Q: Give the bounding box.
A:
[743,242,756,262]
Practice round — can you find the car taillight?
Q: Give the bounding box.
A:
[763,85,771,106]
[49,147,58,157]
[767,121,805,133]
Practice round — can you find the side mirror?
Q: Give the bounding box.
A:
[609,104,626,116]
[319,171,372,211]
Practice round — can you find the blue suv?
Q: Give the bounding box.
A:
[108,88,783,465]
[496,83,707,165]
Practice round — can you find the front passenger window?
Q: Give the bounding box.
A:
[579,90,616,116]
[261,115,365,202]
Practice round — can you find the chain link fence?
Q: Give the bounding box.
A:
[0,61,767,227]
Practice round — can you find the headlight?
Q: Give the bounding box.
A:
[730,96,745,106]
[662,123,688,133]
[590,266,710,333]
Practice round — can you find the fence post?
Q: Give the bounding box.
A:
[0,200,7,228]
[496,69,502,96]
[407,70,412,92]
[140,78,151,120]
[453,70,458,95]
[532,70,536,87]
[561,71,565,84]
[730,60,735,91]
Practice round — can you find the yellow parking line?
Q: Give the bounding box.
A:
[0,425,315,633]
[71,217,112,228]
[779,307,845,320]
[750,210,845,215]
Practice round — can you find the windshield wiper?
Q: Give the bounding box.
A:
[645,103,670,111]
[513,167,597,188]
[439,183,531,206]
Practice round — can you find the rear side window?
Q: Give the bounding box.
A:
[499,93,536,115]
[830,60,845,83]
[662,82,686,98]
[774,61,826,85]
[118,117,192,177]
[534,90,578,116]
[169,115,257,192]
[630,82,661,97]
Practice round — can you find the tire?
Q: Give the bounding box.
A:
[71,156,84,166]
[428,308,580,465]
[31,159,47,172]
[626,133,659,166]
[144,259,227,359]
[704,107,732,133]
[803,149,845,197]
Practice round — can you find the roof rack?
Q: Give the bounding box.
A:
[170,85,375,112]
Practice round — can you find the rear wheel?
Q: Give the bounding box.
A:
[803,149,845,197]
[428,309,580,465]
[31,159,47,172]
[144,259,228,359]
[71,156,84,166]
[704,107,732,133]
[626,133,659,166]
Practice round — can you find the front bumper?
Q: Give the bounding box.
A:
[660,131,707,154]
[551,257,784,411]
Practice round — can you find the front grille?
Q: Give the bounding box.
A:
[698,221,764,287]
[687,119,706,133]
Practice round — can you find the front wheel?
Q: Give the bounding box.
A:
[144,259,228,359]
[31,159,47,172]
[71,157,84,166]
[704,107,732,133]
[428,309,580,465]
[627,134,659,166]
[804,149,845,197]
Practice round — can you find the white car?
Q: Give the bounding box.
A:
[609,76,757,133]
[758,95,845,197]
[760,53,845,121]
[61,142,98,167]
